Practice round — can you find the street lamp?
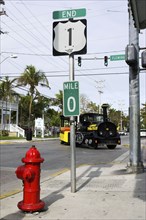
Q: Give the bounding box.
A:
[0,55,18,132]
[0,54,18,64]
[39,83,51,90]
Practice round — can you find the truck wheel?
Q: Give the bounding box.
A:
[93,143,98,149]
[89,142,98,149]
[76,143,82,148]
[107,145,116,149]
[94,145,98,149]
[76,132,84,145]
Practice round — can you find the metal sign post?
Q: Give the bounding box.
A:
[69,53,76,193]
[52,8,87,192]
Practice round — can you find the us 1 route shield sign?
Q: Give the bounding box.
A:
[63,81,80,116]
[53,19,87,56]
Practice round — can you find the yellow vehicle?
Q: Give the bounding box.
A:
[60,104,121,149]
[60,115,76,145]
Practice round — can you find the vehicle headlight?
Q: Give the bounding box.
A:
[89,139,92,144]
[85,139,88,144]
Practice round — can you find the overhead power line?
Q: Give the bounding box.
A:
[2,66,128,74]
[1,72,129,78]
[1,50,125,56]
[5,2,68,68]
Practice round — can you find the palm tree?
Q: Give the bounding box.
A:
[52,90,63,112]
[0,76,18,102]
[17,65,50,126]
[0,76,18,130]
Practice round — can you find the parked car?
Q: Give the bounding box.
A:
[119,130,128,136]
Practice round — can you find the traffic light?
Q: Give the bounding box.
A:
[125,44,137,66]
[104,56,108,66]
[78,56,82,67]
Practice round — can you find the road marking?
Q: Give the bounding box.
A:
[50,168,70,177]
[0,189,22,200]
[112,151,129,163]
[0,141,14,145]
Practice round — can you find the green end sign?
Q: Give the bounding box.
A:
[63,81,80,116]
[53,8,86,20]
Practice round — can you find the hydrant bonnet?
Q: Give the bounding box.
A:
[22,145,44,163]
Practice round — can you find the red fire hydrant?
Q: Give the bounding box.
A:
[15,145,45,212]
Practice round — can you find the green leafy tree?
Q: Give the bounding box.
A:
[140,103,146,128]
[19,95,30,127]
[108,108,120,126]
[49,90,64,126]
[0,77,19,128]
[87,101,99,113]
[108,107,129,130]
[80,94,100,113]
[19,95,51,128]
[48,110,60,127]
[17,65,49,126]
[52,90,63,112]
[33,96,51,118]
[80,94,90,113]
[0,76,18,102]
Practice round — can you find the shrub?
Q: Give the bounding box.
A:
[0,130,9,136]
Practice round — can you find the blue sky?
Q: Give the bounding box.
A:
[1,0,146,114]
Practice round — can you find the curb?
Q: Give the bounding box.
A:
[0,138,59,144]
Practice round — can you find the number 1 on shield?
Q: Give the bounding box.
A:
[68,28,72,46]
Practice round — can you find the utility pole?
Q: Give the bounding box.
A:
[0,0,8,35]
[95,80,105,113]
[0,0,6,16]
[118,100,125,131]
[126,5,144,173]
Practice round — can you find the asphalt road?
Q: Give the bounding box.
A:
[0,136,145,198]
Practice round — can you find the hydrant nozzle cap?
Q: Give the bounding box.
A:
[22,146,44,163]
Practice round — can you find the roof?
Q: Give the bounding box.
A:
[129,0,146,30]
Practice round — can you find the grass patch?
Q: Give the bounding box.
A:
[0,135,59,140]
[0,136,25,140]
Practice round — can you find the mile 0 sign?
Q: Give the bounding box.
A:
[53,19,87,56]
[63,81,80,116]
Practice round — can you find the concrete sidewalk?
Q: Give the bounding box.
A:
[0,157,146,220]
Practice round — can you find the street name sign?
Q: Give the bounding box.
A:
[53,8,86,20]
[53,19,87,56]
[63,81,80,116]
[110,54,125,61]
